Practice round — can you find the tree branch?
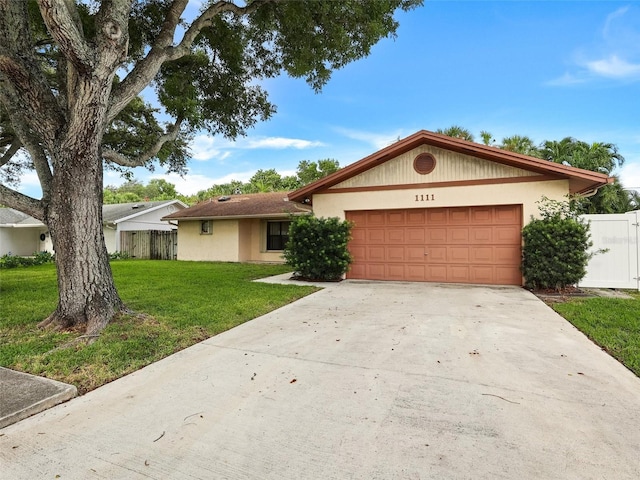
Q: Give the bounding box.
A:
[108,0,277,122]
[0,183,44,220]
[103,117,184,168]
[0,139,21,167]
[36,0,95,74]
[0,88,53,201]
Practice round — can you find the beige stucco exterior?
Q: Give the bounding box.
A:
[177,218,287,263]
[313,145,570,222]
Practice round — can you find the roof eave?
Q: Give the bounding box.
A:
[288,130,613,202]
[161,211,311,222]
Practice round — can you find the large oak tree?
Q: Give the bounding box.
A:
[0,0,420,335]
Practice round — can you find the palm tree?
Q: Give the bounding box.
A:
[500,135,539,156]
[435,125,474,142]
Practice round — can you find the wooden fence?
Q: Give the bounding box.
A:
[120,230,178,260]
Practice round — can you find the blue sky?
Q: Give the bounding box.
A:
[16,1,640,197]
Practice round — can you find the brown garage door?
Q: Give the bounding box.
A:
[346,205,522,285]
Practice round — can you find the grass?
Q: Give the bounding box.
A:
[0,261,317,394]
[553,291,640,377]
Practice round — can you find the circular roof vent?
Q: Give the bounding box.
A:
[413,153,436,175]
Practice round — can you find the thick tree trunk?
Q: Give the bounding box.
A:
[38,78,125,336]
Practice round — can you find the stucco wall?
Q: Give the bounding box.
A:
[0,227,43,256]
[313,179,570,222]
[104,228,117,253]
[177,219,240,262]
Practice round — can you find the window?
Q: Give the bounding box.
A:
[266,221,290,251]
[200,220,213,235]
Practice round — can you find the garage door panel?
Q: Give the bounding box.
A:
[386,246,406,262]
[448,227,470,243]
[406,228,426,244]
[387,228,405,243]
[367,229,385,243]
[367,264,386,279]
[427,265,448,282]
[426,246,447,263]
[426,209,447,224]
[387,264,406,280]
[494,225,521,244]
[346,205,522,285]
[494,246,521,264]
[407,246,426,262]
[470,207,493,224]
[494,205,521,224]
[471,227,493,243]
[406,265,426,281]
[426,228,447,243]
[470,266,495,284]
[367,212,386,225]
[470,247,493,263]
[448,246,470,263]
[350,245,366,262]
[449,208,470,224]
[350,229,366,244]
[368,246,385,262]
[448,265,470,283]
[407,210,426,224]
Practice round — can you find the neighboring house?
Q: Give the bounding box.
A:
[102,200,187,253]
[0,200,187,256]
[288,130,611,286]
[0,208,52,256]
[162,191,311,263]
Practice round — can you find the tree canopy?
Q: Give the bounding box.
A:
[438,127,637,213]
[0,0,421,335]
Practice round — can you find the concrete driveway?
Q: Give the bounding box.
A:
[2,280,640,479]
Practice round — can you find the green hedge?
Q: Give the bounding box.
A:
[283,215,352,281]
[521,198,593,290]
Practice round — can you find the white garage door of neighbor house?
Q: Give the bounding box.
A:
[346,205,523,285]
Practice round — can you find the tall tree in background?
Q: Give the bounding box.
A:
[0,0,420,335]
[435,125,474,142]
[500,135,539,156]
[296,159,340,185]
[539,137,629,213]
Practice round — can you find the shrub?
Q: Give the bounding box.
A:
[0,251,54,269]
[521,197,593,290]
[283,215,352,281]
[109,251,130,260]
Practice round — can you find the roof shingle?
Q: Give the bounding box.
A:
[163,192,311,220]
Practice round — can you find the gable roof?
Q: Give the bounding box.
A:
[103,200,187,224]
[0,208,41,226]
[1,200,186,228]
[163,192,311,221]
[288,130,613,203]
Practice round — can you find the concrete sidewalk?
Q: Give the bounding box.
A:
[0,367,76,429]
[2,280,640,479]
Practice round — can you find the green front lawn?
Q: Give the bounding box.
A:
[0,261,317,393]
[553,292,640,377]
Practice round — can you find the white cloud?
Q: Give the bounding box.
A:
[151,171,256,195]
[603,6,629,38]
[549,6,640,85]
[189,135,232,162]
[619,162,640,193]
[243,137,324,149]
[545,72,587,87]
[334,127,406,150]
[585,55,640,79]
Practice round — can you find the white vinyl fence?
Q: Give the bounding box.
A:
[579,211,639,291]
